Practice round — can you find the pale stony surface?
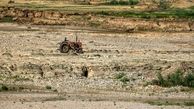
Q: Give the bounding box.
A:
[0,23,194,91]
[0,100,190,109]
[0,93,194,109]
[0,23,194,109]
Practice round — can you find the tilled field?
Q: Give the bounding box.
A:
[0,23,194,108]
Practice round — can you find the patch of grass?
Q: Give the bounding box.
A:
[152,69,194,88]
[120,76,130,84]
[95,7,194,19]
[115,72,126,79]
[12,3,49,9]
[0,84,25,92]
[115,73,129,84]
[105,0,139,6]
[0,16,14,22]
[184,101,194,106]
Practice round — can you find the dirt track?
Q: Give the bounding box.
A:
[0,23,194,108]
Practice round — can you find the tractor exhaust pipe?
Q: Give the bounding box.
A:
[76,35,78,42]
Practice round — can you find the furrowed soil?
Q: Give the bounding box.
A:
[0,23,194,108]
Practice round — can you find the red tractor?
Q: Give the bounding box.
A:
[59,36,83,53]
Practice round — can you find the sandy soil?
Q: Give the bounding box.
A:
[0,23,194,108]
[0,92,193,109]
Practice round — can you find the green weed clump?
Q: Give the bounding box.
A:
[115,72,129,84]
[152,69,194,88]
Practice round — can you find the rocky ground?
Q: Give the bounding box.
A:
[0,23,194,108]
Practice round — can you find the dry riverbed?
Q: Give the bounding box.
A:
[0,23,194,108]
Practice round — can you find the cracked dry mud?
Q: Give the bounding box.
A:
[0,23,194,109]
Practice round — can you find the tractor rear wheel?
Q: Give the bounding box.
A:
[60,44,69,53]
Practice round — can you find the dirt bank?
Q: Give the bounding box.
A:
[0,6,194,32]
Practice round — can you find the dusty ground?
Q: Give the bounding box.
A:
[0,92,194,109]
[0,23,194,108]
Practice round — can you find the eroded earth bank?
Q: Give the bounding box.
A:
[1,6,194,32]
[0,23,194,108]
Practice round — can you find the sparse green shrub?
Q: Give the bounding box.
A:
[115,72,126,79]
[120,76,130,84]
[115,73,129,84]
[167,69,183,86]
[152,69,194,88]
[183,72,194,87]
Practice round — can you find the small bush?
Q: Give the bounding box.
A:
[167,69,183,86]
[120,76,130,84]
[129,0,139,5]
[158,0,171,10]
[152,69,194,88]
[115,73,130,84]
[53,89,58,92]
[0,85,9,91]
[183,73,194,87]
[46,85,52,90]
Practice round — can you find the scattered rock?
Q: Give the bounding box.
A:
[41,64,54,78]
[81,66,88,78]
